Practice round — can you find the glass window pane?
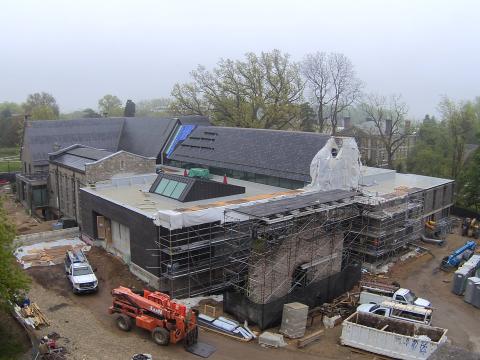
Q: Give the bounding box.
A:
[163,180,178,197]
[170,182,187,199]
[155,179,170,194]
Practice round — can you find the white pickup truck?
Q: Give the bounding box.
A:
[357,300,433,325]
[64,250,98,294]
[359,281,431,308]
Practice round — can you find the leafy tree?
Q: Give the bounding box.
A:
[170,50,304,129]
[0,103,23,148]
[407,119,451,178]
[24,92,59,120]
[298,102,316,132]
[124,100,136,117]
[439,97,476,179]
[457,149,480,211]
[0,198,30,307]
[302,52,363,134]
[98,95,122,117]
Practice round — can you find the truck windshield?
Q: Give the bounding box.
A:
[405,291,416,303]
[73,266,92,276]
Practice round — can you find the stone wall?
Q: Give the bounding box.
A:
[48,164,86,223]
[247,222,344,304]
[85,152,155,184]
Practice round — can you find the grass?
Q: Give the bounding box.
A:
[0,147,20,158]
[0,161,21,172]
[0,147,21,172]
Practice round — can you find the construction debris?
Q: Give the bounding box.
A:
[14,302,50,329]
[296,329,324,348]
[14,238,90,269]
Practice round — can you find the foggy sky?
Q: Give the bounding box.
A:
[1,0,479,119]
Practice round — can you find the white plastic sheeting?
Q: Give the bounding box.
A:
[306,137,361,192]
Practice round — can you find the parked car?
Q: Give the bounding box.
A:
[64,250,98,294]
[357,300,432,325]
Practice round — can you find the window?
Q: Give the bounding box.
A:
[395,295,406,303]
[374,309,387,316]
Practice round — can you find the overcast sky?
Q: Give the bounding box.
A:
[1,0,478,119]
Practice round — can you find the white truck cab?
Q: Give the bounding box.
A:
[357,300,432,325]
[393,288,431,307]
[359,282,431,308]
[64,250,98,294]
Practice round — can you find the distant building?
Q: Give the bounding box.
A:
[48,144,156,224]
[16,115,209,218]
[337,117,416,167]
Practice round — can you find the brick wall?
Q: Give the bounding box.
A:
[247,223,344,304]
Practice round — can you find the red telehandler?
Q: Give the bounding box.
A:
[109,286,198,346]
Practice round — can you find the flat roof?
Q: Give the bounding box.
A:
[82,169,297,217]
[361,168,453,196]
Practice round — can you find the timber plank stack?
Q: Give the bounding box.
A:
[21,302,50,328]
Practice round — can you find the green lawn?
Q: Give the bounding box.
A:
[0,161,21,172]
[0,147,20,158]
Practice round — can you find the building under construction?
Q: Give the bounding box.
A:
[79,137,454,328]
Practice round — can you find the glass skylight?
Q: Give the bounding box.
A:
[153,178,188,200]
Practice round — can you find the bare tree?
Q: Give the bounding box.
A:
[301,52,330,132]
[302,52,362,134]
[360,94,411,169]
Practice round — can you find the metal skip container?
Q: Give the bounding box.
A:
[340,312,448,360]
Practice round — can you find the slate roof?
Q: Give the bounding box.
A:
[24,118,124,166]
[177,115,211,126]
[117,117,178,158]
[169,127,331,182]
[49,145,114,172]
[24,116,212,167]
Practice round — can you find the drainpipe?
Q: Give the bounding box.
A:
[55,165,61,218]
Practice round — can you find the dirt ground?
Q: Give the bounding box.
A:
[22,231,480,360]
[0,187,55,234]
[388,231,480,353]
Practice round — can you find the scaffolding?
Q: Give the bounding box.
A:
[222,199,361,304]
[153,188,426,300]
[347,190,424,263]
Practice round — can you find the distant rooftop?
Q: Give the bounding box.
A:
[169,126,331,182]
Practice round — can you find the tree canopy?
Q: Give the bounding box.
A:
[170,50,305,129]
[98,94,122,117]
[0,198,30,307]
[24,92,59,120]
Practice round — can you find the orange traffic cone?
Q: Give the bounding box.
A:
[223,174,228,184]
[184,169,188,176]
